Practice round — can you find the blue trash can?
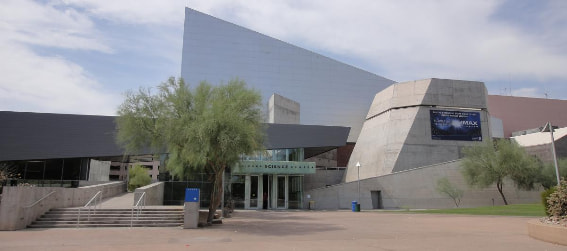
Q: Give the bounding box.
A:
[352,201,357,212]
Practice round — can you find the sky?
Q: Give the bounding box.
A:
[1,0,566,115]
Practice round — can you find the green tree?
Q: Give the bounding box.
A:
[128,164,151,191]
[538,158,567,190]
[116,77,264,223]
[436,177,464,207]
[461,139,542,205]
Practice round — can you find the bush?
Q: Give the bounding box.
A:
[547,178,567,217]
[128,164,151,191]
[541,187,557,216]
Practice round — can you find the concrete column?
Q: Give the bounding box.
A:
[258,176,263,210]
[244,175,251,209]
[284,176,289,209]
[271,175,278,209]
[184,202,199,229]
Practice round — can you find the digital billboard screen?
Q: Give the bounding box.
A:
[430,110,482,141]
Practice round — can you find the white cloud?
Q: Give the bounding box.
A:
[0,42,120,115]
[0,0,111,52]
[58,0,185,26]
[190,0,567,84]
[511,88,545,98]
[0,0,119,115]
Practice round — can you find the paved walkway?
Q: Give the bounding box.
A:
[0,210,563,251]
[100,192,134,208]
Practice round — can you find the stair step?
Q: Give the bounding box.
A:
[28,223,183,228]
[29,207,186,229]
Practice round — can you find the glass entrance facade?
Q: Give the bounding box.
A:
[227,148,315,210]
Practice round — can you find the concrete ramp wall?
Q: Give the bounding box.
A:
[0,181,126,230]
[306,160,541,210]
[134,182,164,206]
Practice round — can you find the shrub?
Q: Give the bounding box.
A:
[128,164,151,191]
[541,187,557,216]
[547,178,567,217]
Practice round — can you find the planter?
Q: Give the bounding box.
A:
[527,219,567,246]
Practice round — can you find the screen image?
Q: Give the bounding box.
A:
[430,110,482,141]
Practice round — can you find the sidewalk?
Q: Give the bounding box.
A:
[0,210,563,251]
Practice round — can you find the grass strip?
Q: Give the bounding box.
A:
[399,204,546,217]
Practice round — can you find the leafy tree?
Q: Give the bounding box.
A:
[436,177,464,207]
[128,164,151,191]
[538,158,567,190]
[461,139,542,205]
[116,77,264,223]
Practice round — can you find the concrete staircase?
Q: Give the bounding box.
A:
[28,208,184,228]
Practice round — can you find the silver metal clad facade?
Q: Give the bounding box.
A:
[181,8,395,141]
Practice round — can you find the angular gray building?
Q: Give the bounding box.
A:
[181,8,395,141]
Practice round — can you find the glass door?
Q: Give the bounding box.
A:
[250,175,258,208]
[288,176,302,209]
[277,176,287,208]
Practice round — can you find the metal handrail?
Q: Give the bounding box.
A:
[131,192,146,227]
[77,190,102,227]
[23,191,56,209]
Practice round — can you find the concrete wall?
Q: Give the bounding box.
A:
[304,169,345,191]
[268,93,300,124]
[305,149,338,168]
[89,159,110,182]
[345,79,490,182]
[307,160,541,210]
[134,182,164,206]
[0,181,125,230]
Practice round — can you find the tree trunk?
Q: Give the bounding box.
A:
[207,169,224,224]
[496,180,508,205]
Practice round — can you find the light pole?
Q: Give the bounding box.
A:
[542,122,561,186]
[356,162,361,206]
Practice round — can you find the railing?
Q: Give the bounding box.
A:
[22,190,57,209]
[77,191,102,227]
[131,192,146,227]
[5,179,80,188]
[21,191,57,227]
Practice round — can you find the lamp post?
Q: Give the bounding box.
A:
[356,162,361,206]
[542,122,561,186]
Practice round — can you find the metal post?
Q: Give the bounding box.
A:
[356,162,361,205]
[549,123,561,186]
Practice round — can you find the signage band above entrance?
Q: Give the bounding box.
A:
[232,160,316,175]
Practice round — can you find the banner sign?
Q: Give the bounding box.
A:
[232,160,316,175]
[430,110,482,141]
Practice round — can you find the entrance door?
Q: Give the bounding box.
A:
[250,176,259,208]
[371,190,383,209]
[262,175,271,209]
[277,176,287,209]
[288,176,303,209]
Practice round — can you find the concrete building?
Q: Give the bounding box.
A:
[345,79,490,182]
[307,79,541,210]
[3,7,564,219]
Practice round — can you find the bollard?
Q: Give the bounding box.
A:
[184,188,200,229]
